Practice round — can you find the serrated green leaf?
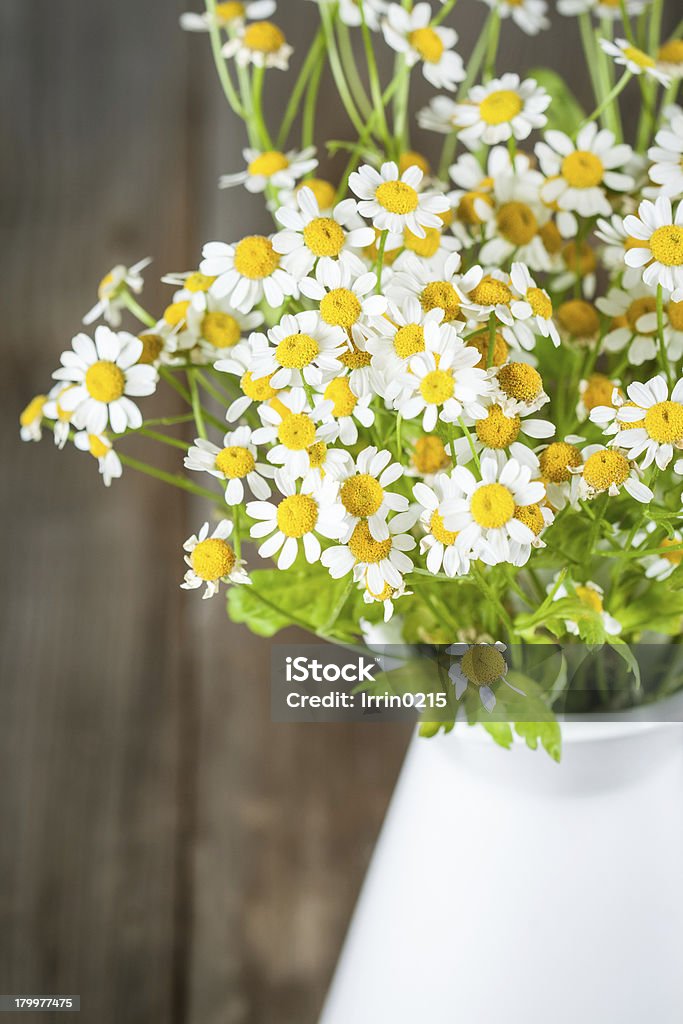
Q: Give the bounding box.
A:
[514,721,562,762]
[482,722,514,749]
[227,565,355,638]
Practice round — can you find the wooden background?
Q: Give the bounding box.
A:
[0,2,674,1022]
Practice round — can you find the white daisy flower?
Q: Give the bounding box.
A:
[557,0,647,18]
[247,471,346,570]
[570,444,653,503]
[381,3,465,91]
[633,522,683,581]
[160,269,217,298]
[184,426,273,505]
[214,342,285,422]
[454,399,554,473]
[52,327,157,435]
[222,20,293,69]
[550,578,621,637]
[595,213,645,290]
[299,260,387,348]
[334,445,410,542]
[321,510,417,594]
[360,574,411,623]
[83,258,152,327]
[458,267,534,351]
[272,186,374,280]
[219,146,318,194]
[648,107,683,199]
[447,642,524,712]
[600,37,671,86]
[479,0,549,34]
[537,123,634,218]
[349,161,449,240]
[657,41,683,80]
[180,1,276,32]
[509,262,560,347]
[596,284,662,365]
[251,387,338,478]
[623,196,683,299]
[479,160,553,272]
[536,437,585,510]
[441,455,546,567]
[181,292,264,360]
[608,375,683,470]
[577,374,622,423]
[201,235,297,313]
[365,297,444,383]
[417,95,462,135]
[413,474,472,577]
[19,394,47,443]
[181,519,250,599]
[73,431,122,488]
[454,74,550,149]
[43,383,77,448]
[407,433,453,481]
[278,177,338,216]
[249,310,346,390]
[307,0,388,30]
[302,441,354,490]
[319,376,375,445]
[386,250,466,325]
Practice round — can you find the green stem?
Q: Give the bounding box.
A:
[322,578,355,636]
[303,55,325,151]
[484,10,501,81]
[277,28,326,148]
[432,0,458,24]
[337,20,373,119]
[250,65,272,148]
[134,427,190,451]
[319,3,367,137]
[375,230,389,292]
[118,453,225,504]
[457,417,480,471]
[120,291,156,329]
[656,283,673,386]
[204,0,246,118]
[579,70,632,131]
[188,372,207,440]
[487,312,497,368]
[359,0,391,150]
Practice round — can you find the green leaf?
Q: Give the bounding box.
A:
[528,68,585,134]
[227,565,356,638]
[613,586,683,636]
[606,637,641,690]
[514,721,563,762]
[482,722,514,750]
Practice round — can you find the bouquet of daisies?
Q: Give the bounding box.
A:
[22,0,683,743]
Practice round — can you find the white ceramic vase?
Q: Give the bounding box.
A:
[320,707,683,1024]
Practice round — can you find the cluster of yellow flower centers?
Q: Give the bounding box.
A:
[276,331,319,369]
[307,440,328,469]
[276,494,319,538]
[583,449,630,491]
[404,226,442,259]
[470,275,512,307]
[658,39,683,65]
[375,180,419,215]
[185,272,216,293]
[526,287,553,320]
[649,226,683,267]
[409,27,444,64]
[623,45,656,69]
[476,405,521,449]
[324,377,357,417]
[20,395,47,427]
[85,361,125,403]
[302,217,346,258]
[138,333,164,364]
[430,510,458,546]
[497,202,538,246]
[471,483,515,529]
[467,330,508,368]
[643,401,683,443]
[215,445,255,479]
[575,585,604,615]
[561,151,604,189]
[420,281,461,322]
[498,362,543,404]
[320,288,361,330]
[420,368,455,405]
[216,1,245,21]
[412,435,450,474]
[297,178,337,210]
[581,374,619,412]
[348,521,392,564]
[233,235,280,279]
[539,441,583,483]
[240,370,278,402]
[164,300,190,327]
[460,645,506,686]
[243,21,286,53]
[479,90,523,126]
[202,312,242,349]
[340,474,384,518]
[277,412,316,450]
[514,503,544,536]
[557,299,600,339]
[248,150,289,177]
[394,323,426,360]
[191,538,236,581]
[339,342,372,369]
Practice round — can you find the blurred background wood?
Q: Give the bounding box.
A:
[0,1,675,1022]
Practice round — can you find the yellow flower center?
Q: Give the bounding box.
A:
[366,581,395,602]
[475,405,521,449]
[324,376,358,417]
[498,362,543,404]
[202,312,242,349]
[561,150,604,188]
[623,45,655,69]
[296,178,337,210]
[668,300,683,331]
[430,510,458,546]
[649,225,683,267]
[409,27,445,63]
[394,323,425,360]
[460,646,506,686]
[658,39,683,64]
[215,445,255,479]
[138,333,164,364]
[575,585,604,615]
[471,483,515,528]
[341,473,384,517]
[348,520,393,563]
[276,494,318,538]
[625,296,658,331]
[514,503,545,536]
[467,330,508,369]
[479,89,523,125]
[275,332,320,369]
[457,191,493,225]
[539,441,583,483]
[526,287,553,320]
[191,538,236,581]
[470,275,512,307]
[412,434,451,474]
[243,21,286,53]
[277,412,317,450]
[20,394,47,426]
[375,180,419,215]
[420,281,461,322]
[399,150,431,176]
[320,288,362,329]
[240,370,278,401]
[404,226,442,258]
[419,369,454,405]
[85,360,125,403]
[307,440,328,469]
[643,401,683,443]
[497,201,538,246]
[340,342,372,369]
[661,536,683,565]
[216,1,245,20]
[583,450,630,491]
[98,271,116,300]
[88,434,110,459]
[562,240,597,275]
[164,300,190,327]
[581,373,620,411]
[247,150,289,177]
[557,299,600,338]
[233,235,280,279]
[539,220,563,255]
[185,272,216,292]
[302,217,346,257]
